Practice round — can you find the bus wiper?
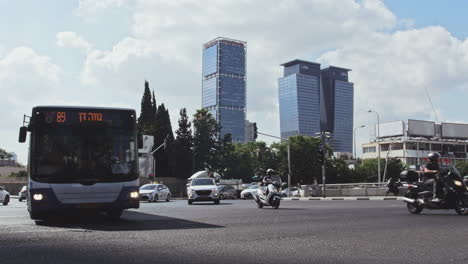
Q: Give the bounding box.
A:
[75,178,100,185]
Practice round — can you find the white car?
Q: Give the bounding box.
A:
[240,185,259,199]
[139,184,172,202]
[187,178,220,205]
[0,186,10,206]
[281,187,300,197]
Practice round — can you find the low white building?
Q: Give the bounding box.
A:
[362,119,468,167]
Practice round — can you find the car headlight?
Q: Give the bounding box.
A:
[130,191,139,199]
[33,194,43,201]
[454,181,463,187]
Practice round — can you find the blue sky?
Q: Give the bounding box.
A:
[1,0,468,164]
[384,0,468,39]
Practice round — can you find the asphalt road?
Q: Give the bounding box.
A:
[1,199,467,264]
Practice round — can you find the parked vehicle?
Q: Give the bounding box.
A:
[281,187,300,197]
[217,185,238,199]
[0,186,10,206]
[253,175,282,209]
[139,184,171,202]
[187,178,220,205]
[18,186,27,202]
[402,166,468,215]
[240,185,259,199]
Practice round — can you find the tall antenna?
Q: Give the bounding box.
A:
[424,87,439,123]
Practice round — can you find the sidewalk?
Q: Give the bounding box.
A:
[282,196,402,201]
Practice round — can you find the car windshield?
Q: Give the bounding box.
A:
[140,184,157,190]
[192,179,215,186]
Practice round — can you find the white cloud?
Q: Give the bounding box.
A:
[0,47,63,164]
[56,31,92,53]
[75,0,130,17]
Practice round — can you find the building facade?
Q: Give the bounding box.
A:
[245,120,255,142]
[362,120,468,167]
[202,37,247,142]
[278,60,322,139]
[278,60,354,154]
[321,66,354,153]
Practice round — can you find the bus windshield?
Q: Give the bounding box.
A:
[30,108,138,183]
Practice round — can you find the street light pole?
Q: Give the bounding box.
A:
[368,110,381,184]
[354,125,365,166]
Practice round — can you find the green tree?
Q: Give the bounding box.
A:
[192,108,220,171]
[137,80,155,135]
[154,103,174,177]
[174,108,193,179]
[0,147,13,159]
[455,160,468,176]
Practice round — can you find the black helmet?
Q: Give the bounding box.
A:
[266,168,275,176]
[428,152,441,162]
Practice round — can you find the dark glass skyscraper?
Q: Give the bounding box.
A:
[278,61,354,154]
[278,60,322,139]
[202,37,246,142]
[321,66,353,153]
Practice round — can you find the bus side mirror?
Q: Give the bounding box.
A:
[19,126,27,143]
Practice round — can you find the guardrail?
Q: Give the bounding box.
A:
[298,182,404,197]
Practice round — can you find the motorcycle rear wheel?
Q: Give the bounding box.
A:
[407,202,423,214]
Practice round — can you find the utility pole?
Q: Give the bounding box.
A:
[316,131,331,198]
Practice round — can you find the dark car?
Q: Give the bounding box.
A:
[217,185,238,199]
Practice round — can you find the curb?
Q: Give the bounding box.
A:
[282,197,402,201]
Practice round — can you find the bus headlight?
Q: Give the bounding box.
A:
[130,191,139,199]
[33,194,43,201]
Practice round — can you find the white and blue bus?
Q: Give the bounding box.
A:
[18,106,140,220]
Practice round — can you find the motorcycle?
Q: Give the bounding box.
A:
[385,178,401,196]
[402,165,468,215]
[254,175,282,209]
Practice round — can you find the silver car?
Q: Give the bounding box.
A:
[18,185,27,202]
[281,187,300,197]
[217,185,238,199]
[240,185,259,199]
[0,186,10,206]
[139,184,172,202]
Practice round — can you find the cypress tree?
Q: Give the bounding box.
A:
[137,80,153,135]
[154,104,174,177]
[174,108,193,178]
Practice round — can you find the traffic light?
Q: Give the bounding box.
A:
[253,122,258,140]
[318,149,324,164]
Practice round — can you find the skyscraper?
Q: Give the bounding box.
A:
[278,60,322,139]
[321,66,353,153]
[278,61,354,154]
[202,37,246,142]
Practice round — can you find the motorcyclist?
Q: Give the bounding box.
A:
[423,152,441,201]
[260,169,275,195]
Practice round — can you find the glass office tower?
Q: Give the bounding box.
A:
[321,66,354,153]
[202,37,246,142]
[278,61,354,154]
[278,60,322,139]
